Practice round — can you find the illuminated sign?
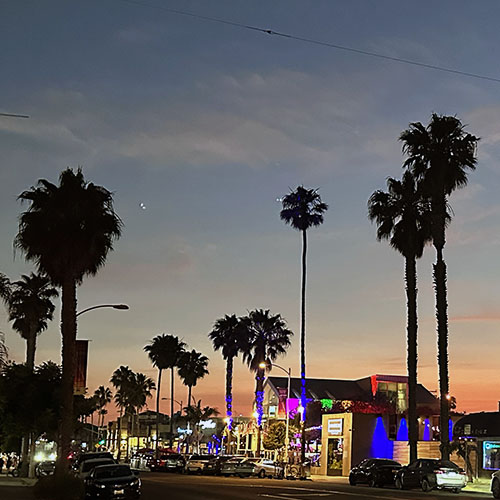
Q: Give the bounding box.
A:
[327,418,343,436]
[200,420,216,429]
[483,441,500,470]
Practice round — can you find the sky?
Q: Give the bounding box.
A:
[1,0,500,419]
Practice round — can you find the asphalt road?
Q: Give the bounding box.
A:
[0,473,492,500]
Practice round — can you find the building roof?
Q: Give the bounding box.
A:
[454,412,500,438]
[265,375,438,407]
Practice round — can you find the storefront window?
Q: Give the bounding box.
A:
[483,441,500,470]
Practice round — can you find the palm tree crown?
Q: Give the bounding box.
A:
[178,349,209,403]
[8,273,58,369]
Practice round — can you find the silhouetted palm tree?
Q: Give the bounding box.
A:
[368,171,432,462]
[208,314,247,432]
[0,332,7,370]
[111,365,134,460]
[8,273,58,370]
[280,185,327,462]
[0,273,11,303]
[240,309,292,456]
[93,385,112,440]
[183,400,219,454]
[400,114,478,459]
[16,168,122,473]
[178,349,209,410]
[144,334,185,449]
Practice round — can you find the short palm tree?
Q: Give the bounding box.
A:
[111,365,135,459]
[280,185,328,461]
[15,168,122,473]
[184,400,219,454]
[144,334,186,449]
[400,114,478,459]
[8,273,58,370]
[240,309,293,456]
[208,314,248,432]
[93,385,112,440]
[368,171,432,462]
[178,349,209,410]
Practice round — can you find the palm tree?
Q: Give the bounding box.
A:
[15,168,122,473]
[184,400,219,454]
[144,334,185,450]
[0,273,11,303]
[368,171,432,462]
[240,309,293,456]
[111,365,134,460]
[400,114,478,459]
[8,273,58,370]
[93,385,112,441]
[208,314,248,433]
[0,331,7,370]
[144,334,184,457]
[178,349,209,410]
[280,185,328,462]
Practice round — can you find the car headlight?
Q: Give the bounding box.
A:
[97,483,106,489]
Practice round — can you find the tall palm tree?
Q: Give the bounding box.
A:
[111,365,134,460]
[177,349,209,410]
[208,314,248,432]
[15,168,122,473]
[93,385,112,441]
[144,334,184,456]
[144,334,185,450]
[368,171,432,462]
[0,273,11,303]
[400,114,478,459]
[280,185,328,462]
[240,309,293,456]
[8,273,58,370]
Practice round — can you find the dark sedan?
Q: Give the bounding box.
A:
[84,464,141,499]
[150,454,185,473]
[349,458,402,488]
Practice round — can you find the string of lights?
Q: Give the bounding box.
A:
[110,0,500,85]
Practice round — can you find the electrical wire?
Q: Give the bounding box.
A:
[110,0,500,84]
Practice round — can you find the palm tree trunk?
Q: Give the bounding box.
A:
[226,356,233,453]
[300,229,307,463]
[56,277,77,477]
[435,245,450,460]
[255,367,265,456]
[117,409,123,461]
[169,367,174,449]
[188,385,192,409]
[155,368,162,459]
[405,256,418,463]
[26,326,37,371]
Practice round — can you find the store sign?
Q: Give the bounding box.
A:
[327,418,343,436]
[483,441,500,470]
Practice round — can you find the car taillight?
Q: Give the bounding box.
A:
[460,471,466,475]
[433,469,445,474]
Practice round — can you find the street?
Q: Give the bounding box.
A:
[0,473,493,500]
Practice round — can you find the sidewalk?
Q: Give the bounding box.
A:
[0,475,37,487]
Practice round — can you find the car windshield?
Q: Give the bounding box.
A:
[82,460,114,472]
[94,465,132,479]
[437,460,459,470]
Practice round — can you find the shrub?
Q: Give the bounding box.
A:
[33,473,84,500]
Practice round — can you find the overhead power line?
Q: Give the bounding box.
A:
[111,0,500,85]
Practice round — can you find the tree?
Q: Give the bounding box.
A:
[144,334,185,457]
[0,332,7,370]
[178,349,209,414]
[263,421,287,451]
[183,400,218,454]
[8,273,58,370]
[0,273,11,303]
[144,334,185,449]
[208,314,247,433]
[400,114,478,459]
[240,309,293,456]
[368,171,432,462]
[111,365,134,460]
[93,386,112,442]
[280,185,328,462]
[15,168,122,474]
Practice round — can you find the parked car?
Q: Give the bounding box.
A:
[491,470,500,498]
[35,460,56,478]
[221,457,245,477]
[395,458,467,493]
[204,456,234,475]
[84,464,141,499]
[150,453,186,473]
[185,454,214,474]
[73,451,114,471]
[77,457,117,479]
[349,458,402,487]
[236,458,284,479]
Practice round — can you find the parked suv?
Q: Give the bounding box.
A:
[491,470,500,498]
[395,458,467,493]
[349,458,401,487]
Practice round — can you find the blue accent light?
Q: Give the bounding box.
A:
[423,419,431,441]
[397,418,408,441]
[449,419,453,440]
[370,417,393,458]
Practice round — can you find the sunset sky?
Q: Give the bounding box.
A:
[2,1,500,419]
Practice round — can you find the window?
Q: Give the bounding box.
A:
[484,442,500,470]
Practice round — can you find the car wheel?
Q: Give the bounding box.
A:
[422,478,432,492]
[494,479,500,499]
[368,477,377,488]
[258,469,266,479]
[452,488,461,494]
[395,477,404,490]
[349,476,356,486]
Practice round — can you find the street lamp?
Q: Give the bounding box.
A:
[259,361,291,464]
[76,304,129,317]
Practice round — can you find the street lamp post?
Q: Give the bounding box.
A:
[76,304,129,317]
[260,362,291,464]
